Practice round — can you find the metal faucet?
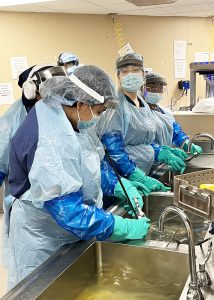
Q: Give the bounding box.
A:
[187,132,214,153]
[158,206,204,300]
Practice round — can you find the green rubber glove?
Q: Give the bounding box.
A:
[170,148,188,161]
[163,145,188,161]
[140,175,171,192]
[158,147,186,174]
[114,178,144,210]
[109,215,150,241]
[128,167,170,192]
[183,140,203,155]
[129,180,150,196]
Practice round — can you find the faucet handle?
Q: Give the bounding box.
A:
[187,285,204,299]
[197,241,212,288]
[197,265,212,287]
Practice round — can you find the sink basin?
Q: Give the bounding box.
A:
[192,140,214,153]
[185,153,214,171]
[173,154,214,177]
[144,193,209,244]
[155,153,214,187]
[36,242,189,300]
[142,152,214,245]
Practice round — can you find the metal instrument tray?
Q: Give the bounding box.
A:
[174,169,214,220]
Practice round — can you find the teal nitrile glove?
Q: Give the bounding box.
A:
[109,215,150,241]
[158,146,186,174]
[183,140,203,155]
[114,178,144,210]
[163,145,188,161]
[128,167,170,192]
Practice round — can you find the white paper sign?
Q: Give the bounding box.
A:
[0,83,14,105]
[11,57,28,80]
[174,40,186,59]
[195,52,209,62]
[118,43,134,56]
[174,60,186,79]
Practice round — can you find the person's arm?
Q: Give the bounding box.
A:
[101,131,136,177]
[100,157,118,196]
[44,191,151,242]
[44,190,115,241]
[172,121,189,147]
[151,142,186,173]
[9,133,115,241]
[150,142,162,161]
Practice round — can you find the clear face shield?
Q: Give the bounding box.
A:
[38,67,77,105]
[146,82,167,94]
[144,78,168,104]
[37,66,67,82]
[145,75,167,94]
[118,65,144,77]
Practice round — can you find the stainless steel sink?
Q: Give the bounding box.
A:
[36,242,189,300]
[144,192,209,245]
[2,143,214,300]
[192,140,214,153]
[185,153,214,171]
[172,153,214,178]
[138,151,214,246]
[155,153,214,187]
[150,146,214,181]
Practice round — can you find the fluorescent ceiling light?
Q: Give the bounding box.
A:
[0,0,54,6]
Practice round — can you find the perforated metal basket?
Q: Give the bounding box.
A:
[174,169,214,220]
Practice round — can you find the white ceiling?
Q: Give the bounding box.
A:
[1,0,214,17]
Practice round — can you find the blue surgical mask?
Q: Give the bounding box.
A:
[121,73,144,93]
[67,66,78,75]
[145,92,163,104]
[77,105,100,129]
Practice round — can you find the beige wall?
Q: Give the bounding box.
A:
[118,15,209,109]
[0,12,211,116]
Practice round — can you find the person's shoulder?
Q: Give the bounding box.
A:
[6,98,23,110]
[12,106,38,150]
